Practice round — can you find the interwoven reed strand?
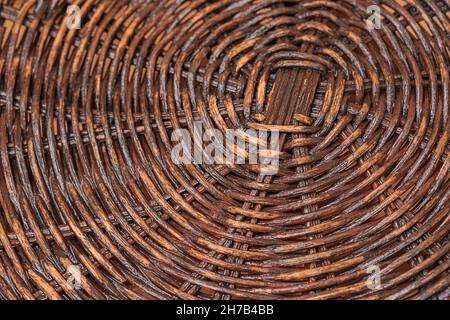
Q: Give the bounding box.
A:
[0,0,449,300]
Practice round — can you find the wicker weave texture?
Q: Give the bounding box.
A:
[0,0,449,300]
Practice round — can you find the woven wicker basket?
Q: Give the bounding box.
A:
[0,0,448,300]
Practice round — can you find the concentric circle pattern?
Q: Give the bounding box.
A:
[0,0,449,300]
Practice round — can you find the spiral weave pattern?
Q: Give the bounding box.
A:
[0,0,449,300]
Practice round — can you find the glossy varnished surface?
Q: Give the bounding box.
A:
[0,0,448,300]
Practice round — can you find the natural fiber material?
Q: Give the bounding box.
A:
[0,0,448,300]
